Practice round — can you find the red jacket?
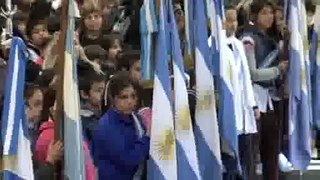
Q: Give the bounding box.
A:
[35,121,54,163]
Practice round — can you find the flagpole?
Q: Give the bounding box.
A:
[54,0,68,141]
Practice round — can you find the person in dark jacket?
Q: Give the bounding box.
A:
[238,1,289,180]
[79,71,106,143]
[92,72,150,180]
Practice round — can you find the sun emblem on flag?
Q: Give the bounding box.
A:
[154,129,175,160]
[303,37,309,51]
[301,68,307,91]
[176,106,191,131]
[197,90,214,111]
[227,60,233,84]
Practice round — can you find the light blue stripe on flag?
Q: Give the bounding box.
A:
[168,0,201,179]
[1,37,34,180]
[194,0,222,179]
[288,0,312,170]
[63,0,85,179]
[147,0,177,179]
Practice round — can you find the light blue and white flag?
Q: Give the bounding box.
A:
[193,0,222,179]
[140,0,158,80]
[311,6,320,129]
[1,37,34,180]
[211,0,240,172]
[147,0,177,179]
[63,0,85,179]
[288,0,312,170]
[168,0,201,179]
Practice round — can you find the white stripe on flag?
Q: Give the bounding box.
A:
[3,46,19,154]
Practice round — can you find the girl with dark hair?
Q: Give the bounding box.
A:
[92,71,150,180]
[238,1,289,180]
[101,33,124,69]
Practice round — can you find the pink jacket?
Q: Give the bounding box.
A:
[138,107,152,131]
[35,121,96,180]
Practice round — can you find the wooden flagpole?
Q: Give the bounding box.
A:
[54,0,68,141]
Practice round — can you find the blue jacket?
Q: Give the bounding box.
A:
[80,108,100,143]
[92,109,150,180]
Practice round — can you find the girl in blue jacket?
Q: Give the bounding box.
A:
[92,72,150,180]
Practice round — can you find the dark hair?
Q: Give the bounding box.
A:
[13,11,28,23]
[306,1,316,14]
[224,4,236,11]
[79,71,106,94]
[40,88,56,122]
[107,71,135,98]
[24,83,41,101]
[84,45,107,61]
[250,1,275,22]
[117,49,140,71]
[34,69,55,89]
[26,19,48,37]
[101,33,124,51]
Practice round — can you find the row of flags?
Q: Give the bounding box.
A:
[1,0,319,179]
[148,0,224,179]
[148,0,319,178]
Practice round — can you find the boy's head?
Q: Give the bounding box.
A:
[13,11,28,36]
[79,71,106,109]
[26,19,50,47]
[224,5,238,37]
[81,1,103,31]
[101,33,124,65]
[118,50,141,82]
[84,44,107,63]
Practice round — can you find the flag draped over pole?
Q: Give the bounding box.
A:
[140,0,158,80]
[288,0,312,170]
[311,6,320,129]
[168,0,201,179]
[1,37,34,180]
[63,0,85,179]
[193,0,222,179]
[213,0,240,172]
[147,0,177,179]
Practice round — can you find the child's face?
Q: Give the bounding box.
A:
[114,86,137,115]
[224,9,238,36]
[88,80,106,108]
[84,12,103,31]
[26,89,43,123]
[17,21,26,35]
[31,24,49,47]
[129,60,142,82]
[108,39,123,63]
[256,6,274,31]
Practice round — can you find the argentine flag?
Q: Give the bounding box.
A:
[1,37,34,180]
[193,0,222,179]
[311,6,320,129]
[147,0,177,179]
[168,0,201,179]
[63,0,85,179]
[288,0,312,170]
[140,0,158,80]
